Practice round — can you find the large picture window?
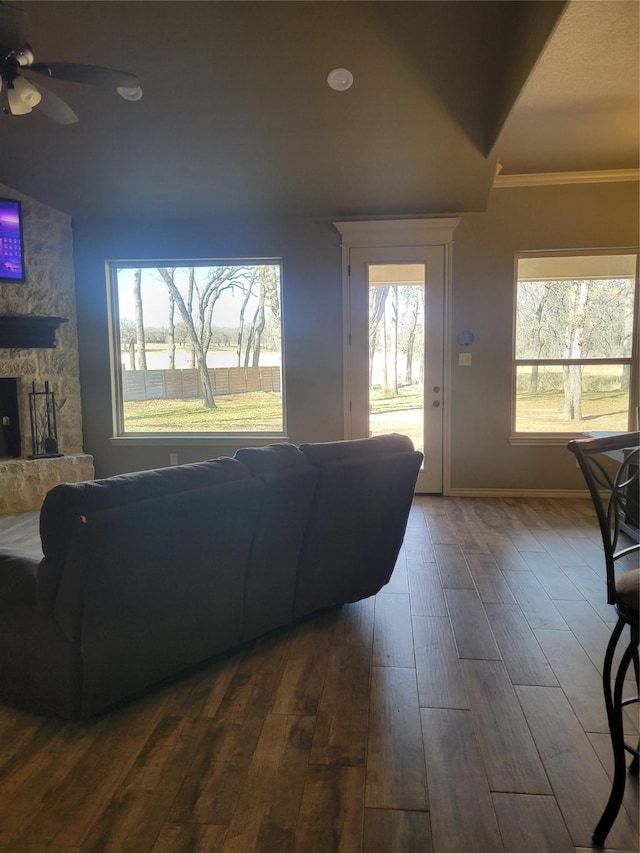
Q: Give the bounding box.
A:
[108,260,284,437]
[514,252,638,436]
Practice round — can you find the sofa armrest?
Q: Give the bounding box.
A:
[0,549,38,606]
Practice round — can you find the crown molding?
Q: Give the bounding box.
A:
[332,217,461,247]
[493,168,640,188]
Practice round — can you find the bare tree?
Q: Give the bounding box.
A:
[131,263,281,408]
[390,285,399,394]
[582,278,634,391]
[382,309,389,392]
[246,294,265,367]
[167,290,176,370]
[521,284,546,392]
[116,272,134,372]
[563,280,590,419]
[156,265,251,407]
[517,272,636,423]
[244,266,277,367]
[187,268,196,368]
[236,268,258,366]
[173,322,189,347]
[133,268,147,370]
[369,285,389,387]
[403,287,420,385]
[119,318,136,348]
[156,267,217,408]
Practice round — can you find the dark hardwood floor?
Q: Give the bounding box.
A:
[0,497,638,852]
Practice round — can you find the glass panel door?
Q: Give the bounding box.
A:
[368,264,425,455]
[348,245,445,493]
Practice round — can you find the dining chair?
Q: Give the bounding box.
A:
[568,431,639,847]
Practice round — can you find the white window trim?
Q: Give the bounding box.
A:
[510,248,640,442]
[106,258,287,443]
[333,217,460,494]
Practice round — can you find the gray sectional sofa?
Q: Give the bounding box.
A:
[0,434,422,719]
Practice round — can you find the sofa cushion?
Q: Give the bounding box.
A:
[616,568,639,612]
[300,433,415,465]
[57,476,262,717]
[0,601,82,719]
[0,549,39,606]
[37,456,249,614]
[295,436,422,617]
[235,443,319,642]
[234,442,307,475]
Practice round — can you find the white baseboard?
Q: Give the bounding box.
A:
[441,488,591,499]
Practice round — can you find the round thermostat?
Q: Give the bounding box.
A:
[457,330,474,346]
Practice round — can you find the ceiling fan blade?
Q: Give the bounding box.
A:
[29,62,139,90]
[0,4,28,51]
[32,81,78,124]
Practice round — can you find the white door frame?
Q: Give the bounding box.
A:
[333,218,460,495]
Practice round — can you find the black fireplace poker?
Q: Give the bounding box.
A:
[28,381,63,459]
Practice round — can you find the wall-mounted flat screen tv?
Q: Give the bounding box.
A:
[0,198,25,283]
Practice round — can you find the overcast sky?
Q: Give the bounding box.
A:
[114,264,278,328]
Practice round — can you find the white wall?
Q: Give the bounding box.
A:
[71,180,639,490]
[450,180,639,492]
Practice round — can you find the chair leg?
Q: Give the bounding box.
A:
[630,743,639,777]
[629,638,639,776]
[592,620,637,848]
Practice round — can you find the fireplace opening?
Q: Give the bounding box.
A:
[0,378,20,458]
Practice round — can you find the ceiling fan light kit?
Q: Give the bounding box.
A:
[116,85,143,102]
[16,46,34,67]
[5,74,41,114]
[0,2,141,122]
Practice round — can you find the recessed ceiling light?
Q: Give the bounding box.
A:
[327,68,353,92]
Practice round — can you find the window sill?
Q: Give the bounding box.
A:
[509,434,583,446]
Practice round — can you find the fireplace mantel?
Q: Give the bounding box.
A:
[0,315,68,349]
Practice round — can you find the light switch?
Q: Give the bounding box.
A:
[458,353,472,366]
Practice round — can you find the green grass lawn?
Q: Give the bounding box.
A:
[370,385,423,413]
[123,387,630,435]
[123,392,283,433]
[515,390,630,432]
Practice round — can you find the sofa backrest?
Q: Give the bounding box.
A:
[53,476,262,717]
[300,432,417,465]
[234,443,319,641]
[234,442,305,475]
[37,456,248,613]
[295,434,423,617]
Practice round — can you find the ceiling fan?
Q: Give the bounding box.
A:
[0,2,141,124]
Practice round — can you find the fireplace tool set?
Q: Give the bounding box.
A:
[28,380,62,458]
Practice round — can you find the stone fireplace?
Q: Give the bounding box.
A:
[0,183,94,513]
[0,378,20,457]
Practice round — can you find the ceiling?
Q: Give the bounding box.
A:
[0,0,637,222]
[497,0,639,175]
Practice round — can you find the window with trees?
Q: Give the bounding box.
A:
[108,261,284,437]
[514,251,638,436]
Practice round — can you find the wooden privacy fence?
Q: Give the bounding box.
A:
[122,366,281,402]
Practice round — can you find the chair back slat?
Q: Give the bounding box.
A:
[568,432,639,607]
